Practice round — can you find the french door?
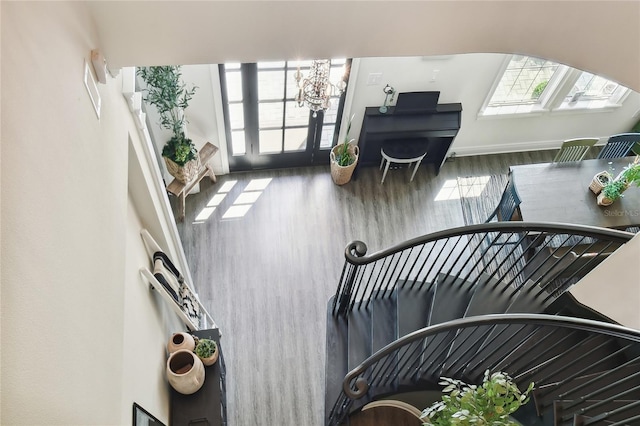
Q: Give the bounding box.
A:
[219,60,349,171]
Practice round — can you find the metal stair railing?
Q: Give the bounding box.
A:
[327,314,640,426]
[331,222,634,317]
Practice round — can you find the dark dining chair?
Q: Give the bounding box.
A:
[485,174,522,222]
[552,138,598,162]
[596,133,640,159]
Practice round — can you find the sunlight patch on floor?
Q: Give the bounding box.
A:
[434,176,490,201]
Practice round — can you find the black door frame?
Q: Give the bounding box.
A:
[219,60,350,172]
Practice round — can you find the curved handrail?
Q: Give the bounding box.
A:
[344,222,634,264]
[332,222,635,316]
[342,313,640,399]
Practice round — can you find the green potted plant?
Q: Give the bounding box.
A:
[330,114,359,185]
[420,370,534,426]
[137,66,199,183]
[597,156,640,206]
[617,156,640,188]
[194,338,218,366]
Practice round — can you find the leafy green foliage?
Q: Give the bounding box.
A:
[619,157,640,188]
[162,133,197,166]
[137,66,198,163]
[335,114,356,167]
[194,338,217,358]
[531,80,548,99]
[421,371,534,426]
[336,141,355,167]
[602,179,628,201]
[601,156,640,201]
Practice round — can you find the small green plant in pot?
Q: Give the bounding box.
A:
[194,338,218,366]
[617,156,640,188]
[335,115,356,167]
[137,66,199,182]
[597,157,640,206]
[420,370,534,426]
[330,114,359,185]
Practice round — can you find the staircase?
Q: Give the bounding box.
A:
[325,223,639,426]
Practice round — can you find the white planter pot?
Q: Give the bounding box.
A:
[589,171,612,195]
[596,192,615,206]
[166,349,205,395]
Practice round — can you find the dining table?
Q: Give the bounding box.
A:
[510,157,640,230]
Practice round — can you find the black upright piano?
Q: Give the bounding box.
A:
[356,98,462,177]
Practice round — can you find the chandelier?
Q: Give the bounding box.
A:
[294,60,346,117]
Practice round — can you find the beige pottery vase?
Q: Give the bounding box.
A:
[596,192,615,206]
[166,349,205,395]
[198,347,219,366]
[167,332,196,354]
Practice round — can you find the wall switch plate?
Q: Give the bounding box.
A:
[367,73,383,86]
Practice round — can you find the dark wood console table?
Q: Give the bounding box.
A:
[355,103,462,177]
[171,328,226,426]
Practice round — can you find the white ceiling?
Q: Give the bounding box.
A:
[88,1,640,91]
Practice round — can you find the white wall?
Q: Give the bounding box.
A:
[345,55,640,156]
[140,54,640,172]
[570,234,640,330]
[139,64,227,183]
[1,2,185,424]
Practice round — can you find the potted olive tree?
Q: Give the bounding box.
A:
[137,66,199,183]
[420,370,534,426]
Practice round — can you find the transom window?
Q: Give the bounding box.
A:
[488,56,560,106]
[482,55,629,116]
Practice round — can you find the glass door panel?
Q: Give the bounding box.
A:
[258,129,283,154]
[284,128,308,151]
[258,103,284,128]
[220,59,351,171]
[230,130,246,155]
[285,101,310,131]
[258,70,285,100]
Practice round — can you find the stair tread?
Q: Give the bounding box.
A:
[463,273,513,317]
[348,306,373,371]
[325,298,349,424]
[506,279,552,313]
[371,291,398,353]
[437,274,524,377]
[397,280,434,338]
[429,273,477,325]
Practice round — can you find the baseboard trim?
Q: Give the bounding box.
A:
[451,138,606,158]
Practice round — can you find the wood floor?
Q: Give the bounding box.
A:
[175,150,556,426]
